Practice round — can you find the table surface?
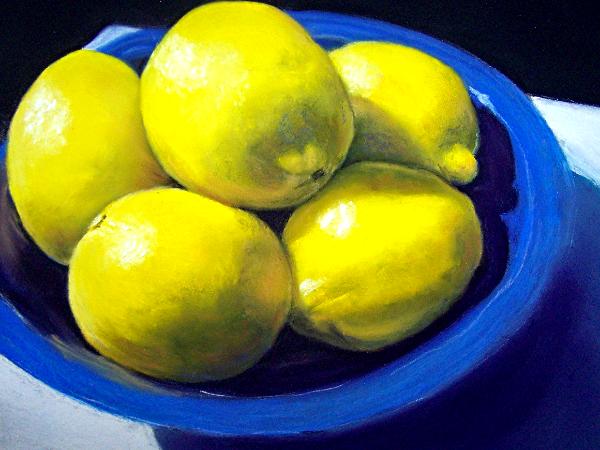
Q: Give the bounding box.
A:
[1,97,599,449]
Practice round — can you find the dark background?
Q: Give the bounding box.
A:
[1,0,599,141]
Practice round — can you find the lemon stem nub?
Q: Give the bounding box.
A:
[278,143,327,176]
[439,144,478,185]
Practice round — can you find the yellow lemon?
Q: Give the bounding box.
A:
[7,50,169,264]
[69,188,291,382]
[141,1,354,209]
[283,162,482,351]
[330,41,479,185]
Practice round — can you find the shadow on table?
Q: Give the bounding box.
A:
[153,174,600,449]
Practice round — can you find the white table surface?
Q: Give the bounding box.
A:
[1,97,599,449]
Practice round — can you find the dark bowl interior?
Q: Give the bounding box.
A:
[0,102,515,397]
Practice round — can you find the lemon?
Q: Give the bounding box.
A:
[283,162,482,351]
[330,41,479,185]
[69,188,291,382]
[7,50,169,264]
[141,1,354,209]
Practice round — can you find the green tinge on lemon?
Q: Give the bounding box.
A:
[7,50,169,264]
[68,188,292,382]
[283,162,483,351]
[330,41,480,185]
[141,1,354,209]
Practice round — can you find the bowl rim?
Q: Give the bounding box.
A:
[0,10,574,437]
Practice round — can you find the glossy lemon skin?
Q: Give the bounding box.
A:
[141,1,354,209]
[69,188,291,382]
[7,50,169,265]
[330,42,479,185]
[283,162,482,351]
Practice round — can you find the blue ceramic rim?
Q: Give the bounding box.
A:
[0,11,574,437]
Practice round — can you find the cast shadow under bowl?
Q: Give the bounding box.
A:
[0,103,516,397]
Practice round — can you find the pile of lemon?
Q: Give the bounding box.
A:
[7,2,482,382]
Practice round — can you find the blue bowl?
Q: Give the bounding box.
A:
[0,11,574,440]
